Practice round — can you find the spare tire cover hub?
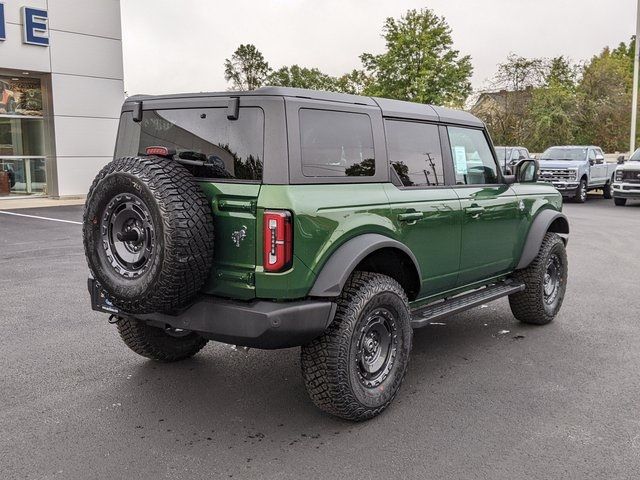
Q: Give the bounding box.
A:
[102,193,156,278]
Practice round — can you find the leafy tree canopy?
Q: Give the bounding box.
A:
[360,8,473,107]
[224,44,271,91]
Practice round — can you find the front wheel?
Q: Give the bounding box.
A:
[301,272,412,421]
[603,180,613,199]
[614,197,627,206]
[116,317,208,362]
[573,179,587,203]
[509,233,567,325]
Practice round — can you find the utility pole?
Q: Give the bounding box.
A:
[631,0,640,154]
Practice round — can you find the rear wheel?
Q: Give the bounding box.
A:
[301,272,412,421]
[509,233,567,325]
[614,197,627,206]
[116,317,208,362]
[573,179,587,203]
[83,156,214,314]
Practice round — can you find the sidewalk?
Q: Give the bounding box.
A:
[0,197,85,210]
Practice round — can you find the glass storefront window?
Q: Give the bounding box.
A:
[0,75,46,197]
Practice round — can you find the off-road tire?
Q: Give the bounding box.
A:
[574,179,587,203]
[603,179,614,199]
[83,156,214,314]
[509,233,567,325]
[116,317,208,362]
[614,197,627,206]
[301,272,412,421]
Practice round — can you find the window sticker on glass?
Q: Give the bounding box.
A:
[454,146,467,174]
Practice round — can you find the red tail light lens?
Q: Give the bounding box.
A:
[263,210,293,272]
[145,146,170,156]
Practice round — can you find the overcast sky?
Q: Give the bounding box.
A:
[120,0,637,96]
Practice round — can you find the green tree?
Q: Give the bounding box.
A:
[528,83,576,151]
[574,46,633,151]
[360,9,473,107]
[493,54,546,92]
[544,56,578,89]
[267,65,339,91]
[474,54,545,146]
[224,44,271,91]
[335,69,370,95]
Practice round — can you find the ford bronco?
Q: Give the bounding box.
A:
[84,87,569,421]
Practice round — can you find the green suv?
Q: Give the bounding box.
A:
[84,87,569,421]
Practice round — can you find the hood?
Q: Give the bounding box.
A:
[616,161,640,171]
[538,160,584,169]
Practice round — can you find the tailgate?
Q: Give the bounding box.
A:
[199,182,261,300]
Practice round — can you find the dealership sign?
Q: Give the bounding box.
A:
[0,3,49,46]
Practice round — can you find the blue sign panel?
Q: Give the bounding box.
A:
[0,3,6,41]
[22,6,49,46]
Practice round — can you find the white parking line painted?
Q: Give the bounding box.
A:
[0,210,82,225]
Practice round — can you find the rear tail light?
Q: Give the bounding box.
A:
[145,146,170,156]
[263,210,293,272]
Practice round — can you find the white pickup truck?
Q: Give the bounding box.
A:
[612,148,640,206]
[538,145,617,203]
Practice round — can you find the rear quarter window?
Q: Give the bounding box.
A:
[115,107,264,181]
[299,109,375,177]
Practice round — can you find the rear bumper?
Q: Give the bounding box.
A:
[89,279,336,349]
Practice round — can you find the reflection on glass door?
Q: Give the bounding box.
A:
[0,75,46,196]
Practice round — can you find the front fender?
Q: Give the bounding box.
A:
[308,233,421,297]
[516,209,569,270]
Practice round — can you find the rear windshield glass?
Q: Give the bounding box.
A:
[299,109,375,177]
[115,107,264,181]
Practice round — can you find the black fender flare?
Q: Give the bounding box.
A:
[516,209,569,270]
[308,233,422,297]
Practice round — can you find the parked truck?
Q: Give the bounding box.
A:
[612,148,640,206]
[538,145,617,203]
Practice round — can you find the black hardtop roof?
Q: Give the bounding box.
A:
[126,87,483,127]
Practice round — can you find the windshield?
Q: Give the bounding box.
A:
[540,147,587,161]
[494,147,511,162]
[629,148,640,161]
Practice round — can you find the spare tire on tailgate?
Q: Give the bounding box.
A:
[83,156,214,314]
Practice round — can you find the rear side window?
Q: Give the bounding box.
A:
[448,127,500,185]
[385,120,445,187]
[115,107,264,181]
[299,109,375,177]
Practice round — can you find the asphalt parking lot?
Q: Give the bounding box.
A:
[1,197,639,480]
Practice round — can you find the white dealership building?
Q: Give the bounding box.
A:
[0,0,124,198]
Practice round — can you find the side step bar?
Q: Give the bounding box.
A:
[411,280,525,329]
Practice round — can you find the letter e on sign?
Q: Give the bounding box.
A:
[22,7,49,46]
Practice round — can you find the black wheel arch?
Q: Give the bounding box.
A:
[516,209,569,270]
[308,234,422,300]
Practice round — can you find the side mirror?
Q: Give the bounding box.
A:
[617,155,626,164]
[515,159,539,183]
[589,159,595,166]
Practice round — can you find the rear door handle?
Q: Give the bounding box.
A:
[465,206,485,218]
[398,212,424,222]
